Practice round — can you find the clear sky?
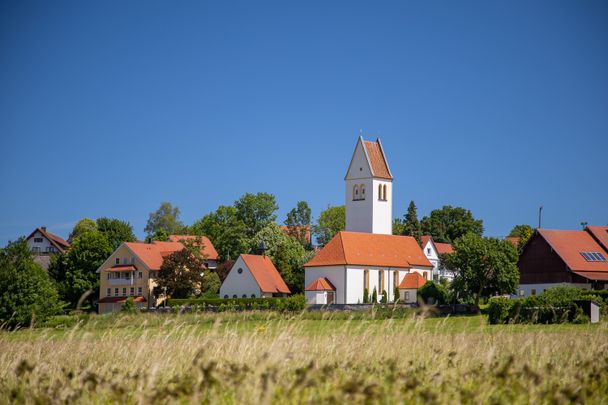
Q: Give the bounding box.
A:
[1,0,607,245]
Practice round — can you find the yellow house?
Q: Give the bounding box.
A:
[97,235,219,313]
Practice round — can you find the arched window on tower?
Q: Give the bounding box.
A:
[383,185,388,201]
[360,184,365,200]
[353,184,359,201]
[378,184,383,201]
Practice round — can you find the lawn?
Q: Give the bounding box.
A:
[1,312,607,404]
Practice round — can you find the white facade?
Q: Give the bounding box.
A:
[516,282,591,298]
[305,291,335,305]
[304,265,431,304]
[422,240,440,277]
[220,256,265,299]
[27,231,60,254]
[345,138,392,235]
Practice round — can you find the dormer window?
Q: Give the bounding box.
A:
[115,258,120,265]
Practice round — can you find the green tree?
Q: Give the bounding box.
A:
[96,217,136,250]
[313,205,345,246]
[421,206,483,243]
[249,223,309,294]
[69,218,97,242]
[144,202,185,237]
[508,224,533,250]
[418,281,449,305]
[284,201,312,248]
[392,219,405,235]
[0,239,61,327]
[400,200,423,244]
[363,288,370,304]
[443,233,519,307]
[234,192,279,239]
[48,231,112,308]
[150,229,169,242]
[121,297,136,313]
[393,286,400,302]
[190,205,249,261]
[372,287,378,303]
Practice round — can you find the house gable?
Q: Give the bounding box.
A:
[345,136,374,180]
[220,256,262,298]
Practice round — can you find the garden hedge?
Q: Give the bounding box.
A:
[166,294,306,312]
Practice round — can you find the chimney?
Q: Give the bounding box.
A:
[41,226,47,232]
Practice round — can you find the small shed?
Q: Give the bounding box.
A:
[305,277,336,305]
[398,272,427,304]
[574,300,601,323]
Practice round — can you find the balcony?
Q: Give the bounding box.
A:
[108,278,134,286]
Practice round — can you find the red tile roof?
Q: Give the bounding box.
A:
[538,229,608,272]
[363,140,392,180]
[305,277,336,291]
[125,242,166,270]
[505,236,520,247]
[572,271,608,281]
[435,242,454,255]
[98,296,147,303]
[304,231,432,269]
[26,227,71,253]
[167,235,219,260]
[241,254,291,294]
[399,272,427,289]
[586,226,608,253]
[420,235,432,249]
[280,225,312,244]
[108,265,137,272]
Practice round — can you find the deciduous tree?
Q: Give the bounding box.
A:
[421,206,483,243]
[190,205,248,261]
[144,202,185,237]
[234,192,278,239]
[69,218,97,242]
[508,224,533,249]
[313,205,345,246]
[96,217,136,250]
[443,233,519,307]
[284,201,312,248]
[0,239,61,327]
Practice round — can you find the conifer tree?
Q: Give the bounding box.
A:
[372,287,378,303]
[401,200,422,244]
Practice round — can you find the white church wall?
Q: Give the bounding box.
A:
[304,266,346,304]
[345,178,374,233]
[372,179,392,235]
[220,256,262,299]
[346,266,409,303]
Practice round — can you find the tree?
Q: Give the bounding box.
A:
[372,287,378,303]
[190,205,249,261]
[154,247,206,299]
[96,217,136,250]
[48,231,112,308]
[249,223,309,294]
[363,288,370,304]
[508,224,533,250]
[393,286,400,302]
[234,192,279,239]
[121,297,136,313]
[392,219,405,235]
[313,205,345,246]
[69,218,97,242]
[418,281,449,305]
[144,202,185,237]
[284,201,312,248]
[421,206,483,243]
[443,233,519,307]
[0,239,61,327]
[400,200,423,244]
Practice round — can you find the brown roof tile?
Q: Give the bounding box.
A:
[241,254,291,294]
[363,140,392,180]
[538,229,608,272]
[305,277,336,291]
[399,272,427,289]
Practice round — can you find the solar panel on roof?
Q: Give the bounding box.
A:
[580,251,607,262]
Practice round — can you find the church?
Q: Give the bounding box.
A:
[304,137,433,304]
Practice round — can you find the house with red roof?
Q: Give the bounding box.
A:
[26,226,71,270]
[220,254,290,298]
[419,235,455,282]
[96,235,219,313]
[304,137,432,304]
[517,226,608,296]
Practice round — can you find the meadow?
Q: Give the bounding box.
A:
[1,311,607,404]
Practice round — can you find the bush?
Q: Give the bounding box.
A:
[363,288,369,304]
[372,288,378,303]
[418,281,449,305]
[121,297,136,313]
[167,295,306,312]
[487,297,512,324]
[381,290,388,304]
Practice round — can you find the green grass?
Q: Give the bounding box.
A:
[1,312,606,403]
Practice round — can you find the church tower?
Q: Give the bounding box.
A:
[344,136,393,234]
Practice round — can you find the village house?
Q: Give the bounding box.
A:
[420,235,455,282]
[26,226,70,270]
[304,137,433,304]
[220,254,290,298]
[517,226,608,296]
[96,235,218,313]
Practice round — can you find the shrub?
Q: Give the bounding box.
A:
[363,288,369,304]
[381,290,388,304]
[393,286,400,302]
[487,297,513,324]
[121,297,136,313]
[166,295,306,312]
[418,281,449,305]
[372,288,378,303]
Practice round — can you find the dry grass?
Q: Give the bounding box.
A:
[1,312,607,404]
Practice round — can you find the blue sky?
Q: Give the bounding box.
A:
[1,0,607,245]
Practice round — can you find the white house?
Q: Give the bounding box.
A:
[25,226,71,270]
[304,137,433,304]
[420,235,455,282]
[220,254,290,298]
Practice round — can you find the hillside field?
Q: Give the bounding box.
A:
[1,312,607,404]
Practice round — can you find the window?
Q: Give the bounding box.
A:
[580,252,607,262]
[31,247,40,253]
[232,294,237,298]
[138,287,142,295]
[242,294,247,298]
[378,184,383,200]
[46,246,56,253]
[393,271,399,291]
[383,185,388,201]
[131,257,135,264]
[363,269,369,292]
[106,288,111,297]
[531,289,537,296]
[130,287,134,296]
[123,257,128,264]
[33,237,43,243]
[427,248,431,255]
[405,291,410,301]
[114,288,119,297]
[237,268,243,274]
[107,273,111,280]
[224,295,229,299]
[138,272,143,279]
[122,288,126,296]
[360,184,365,200]
[379,270,385,293]
[353,185,360,201]
[251,294,256,298]
[115,258,120,265]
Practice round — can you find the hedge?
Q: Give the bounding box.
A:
[166,295,306,312]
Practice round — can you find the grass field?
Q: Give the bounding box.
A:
[1,312,607,404]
